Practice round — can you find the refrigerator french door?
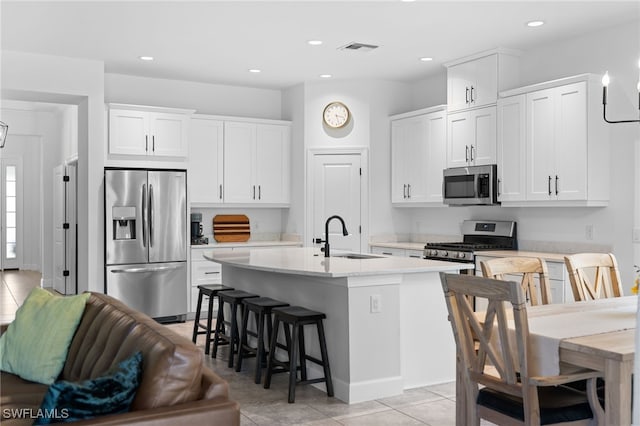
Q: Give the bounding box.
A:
[105,168,187,321]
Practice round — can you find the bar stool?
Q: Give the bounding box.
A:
[212,289,259,368]
[191,284,234,354]
[264,306,334,403]
[235,297,290,383]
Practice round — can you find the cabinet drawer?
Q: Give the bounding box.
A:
[191,261,222,285]
[546,261,565,281]
[405,249,424,259]
[371,247,405,256]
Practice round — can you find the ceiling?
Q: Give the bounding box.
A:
[1,1,639,90]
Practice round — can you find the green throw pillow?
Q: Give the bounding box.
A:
[0,288,90,384]
[34,351,143,424]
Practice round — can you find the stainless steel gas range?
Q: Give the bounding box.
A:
[423,220,517,268]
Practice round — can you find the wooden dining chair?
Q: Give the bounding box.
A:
[564,253,623,301]
[440,272,603,426]
[480,257,552,306]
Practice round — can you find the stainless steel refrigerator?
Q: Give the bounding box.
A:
[104,168,187,322]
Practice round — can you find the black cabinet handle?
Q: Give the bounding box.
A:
[555,175,559,195]
[258,185,261,200]
[152,135,155,152]
[470,145,475,162]
[548,176,552,196]
[465,87,469,104]
[403,184,407,199]
[219,184,222,200]
[465,145,469,162]
[470,86,475,103]
[145,135,148,152]
[407,184,411,198]
[253,185,256,200]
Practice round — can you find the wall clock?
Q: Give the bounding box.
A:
[323,101,350,128]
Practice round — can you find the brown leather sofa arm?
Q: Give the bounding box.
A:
[70,399,240,426]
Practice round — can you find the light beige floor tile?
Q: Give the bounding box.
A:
[423,381,456,399]
[338,409,425,425]
[377,387,446,409]
[241,401,328,425]
[397,398,457,426]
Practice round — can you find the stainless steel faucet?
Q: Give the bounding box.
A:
[314,215,349,257]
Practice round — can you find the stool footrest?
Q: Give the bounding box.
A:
[298,378,327,386]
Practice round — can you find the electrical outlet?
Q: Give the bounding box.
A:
[370,294,382,313]
[585,225,594,240]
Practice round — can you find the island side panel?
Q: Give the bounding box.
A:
[400,271,456,388]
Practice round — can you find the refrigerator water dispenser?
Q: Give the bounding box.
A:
[112,206,136,240]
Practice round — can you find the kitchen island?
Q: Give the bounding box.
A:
[203,247,472,403]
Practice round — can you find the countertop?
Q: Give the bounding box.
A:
[190,240,302,249]
[369,242,426,251]
[476,250,568,262]
[203,246,472,278]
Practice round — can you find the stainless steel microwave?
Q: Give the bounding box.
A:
[442,164,499,206]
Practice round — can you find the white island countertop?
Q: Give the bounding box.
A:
[203,246,472,278]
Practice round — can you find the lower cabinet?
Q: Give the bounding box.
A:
[190,248,225,313]
[370,246,424,258]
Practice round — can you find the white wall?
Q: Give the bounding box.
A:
[105,73,282,119]
[404,20,639,289]
[191,208,284,240]
[281,83,305,236]
[1,50,105,293]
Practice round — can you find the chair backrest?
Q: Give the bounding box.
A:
[440,272,530,403]
[564,253,623,301]
[480,257,552,306]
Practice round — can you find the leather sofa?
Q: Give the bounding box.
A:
[0,292,240,425]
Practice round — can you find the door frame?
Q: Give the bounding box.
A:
[305,148,369,252]
[1,156,24,270]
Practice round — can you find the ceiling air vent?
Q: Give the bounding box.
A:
[338,42,379,53]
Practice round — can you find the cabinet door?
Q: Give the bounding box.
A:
[424,110,447,203]
[554,82,587,200]
[189,118,224,204]
[526,88,556,200]
[109,109,149,155]
[151,113,189,157]
[447,111,472,168]
[391,120,408,203]
[497,95,526,201]
[447,61,474,112]
[224,122,256,203]
[471,54,498,108]
[255,124,290,203]
[471,106,497,165]
[403,116,429,202]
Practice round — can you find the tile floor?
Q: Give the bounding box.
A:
[1,271,491,425]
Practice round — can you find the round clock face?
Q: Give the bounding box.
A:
[323,102,350,128]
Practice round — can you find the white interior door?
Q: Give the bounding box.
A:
[53,165,65,292]
[1,158,23,270]
[310,153,362,253]
[53,164,77,295]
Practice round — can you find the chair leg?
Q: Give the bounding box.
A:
[204,294,215,355]
[212,299,225,358]
[288,323,299,403]
[316,321,334,397]
[192,291,204,344]
[235,305,250,372]
[264,317,280,389]
[298,324,307,381]
[255,311,266,384]
[228,303,239,368]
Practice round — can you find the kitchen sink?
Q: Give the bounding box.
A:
[331,253,384,260]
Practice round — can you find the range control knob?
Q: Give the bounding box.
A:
[439,250,449,257]
[458,252,467,259]
[429,250,438,256]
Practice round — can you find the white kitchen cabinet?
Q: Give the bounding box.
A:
[223,121,290,205]
[108,104,193,157]
[391,107,446,205]
[497,95,526,202]
[445,51,520,113]
[370,246,424,258]
[188,117,224,204]
[447,106,496,168]
[190,248,224,313]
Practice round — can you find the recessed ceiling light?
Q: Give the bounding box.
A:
[527,20,545,27]
[307,40,323,46]
[420,57,433,62]
[248,69,261,73]
[138,56,154,61]
[319,74,332,78]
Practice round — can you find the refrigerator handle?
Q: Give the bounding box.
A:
[149,184,154,248]
[110,264,182,274]
[141,184,147,248]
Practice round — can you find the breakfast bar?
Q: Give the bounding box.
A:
[204,246,472,403]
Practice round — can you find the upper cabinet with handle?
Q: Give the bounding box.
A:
[445,49,521,113]
[498,74,609,207]
[390,106,447,205]
[108,104,194,157]
[447,106,497,168]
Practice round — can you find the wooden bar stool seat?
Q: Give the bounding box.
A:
[235,297,290,384]
[191,284,234,354]
[212,289,259,368]
[263,306,334,403]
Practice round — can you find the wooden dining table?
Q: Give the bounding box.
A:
[456,296,637,426]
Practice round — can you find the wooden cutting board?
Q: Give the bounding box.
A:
[213,214,250,242]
